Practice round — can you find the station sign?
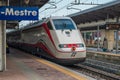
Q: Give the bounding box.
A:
[0,6,38,20]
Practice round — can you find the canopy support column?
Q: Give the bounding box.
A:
[0,1,6,71]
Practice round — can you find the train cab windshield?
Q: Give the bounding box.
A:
[53,19,76,30]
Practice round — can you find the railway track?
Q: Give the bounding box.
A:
[84,59,120,75]
[76,64,120,80]
[66,59,120,80]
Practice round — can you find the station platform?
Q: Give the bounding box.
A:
[0,48,93,80]
[87,47,120,54]
[86,47,120,65]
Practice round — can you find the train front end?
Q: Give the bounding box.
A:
[49,17,86,65]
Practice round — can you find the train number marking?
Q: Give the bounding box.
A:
[71,52,76,57]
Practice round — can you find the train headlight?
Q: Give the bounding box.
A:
[59,44,67,48]
[77,44,84,47]
[59,43,84,48]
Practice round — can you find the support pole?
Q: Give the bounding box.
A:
[97,25,100,51]
[0,21,6,72]
[116,17,119,54]
[116,30,118,54]
[84,32,86,43]
[0,1,6,71]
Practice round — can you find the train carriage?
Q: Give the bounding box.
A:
[7,16,86,65]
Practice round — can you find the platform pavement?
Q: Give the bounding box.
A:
[87,47,120,54]
[0,48,95,80]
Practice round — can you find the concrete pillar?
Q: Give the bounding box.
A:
[84,32,86,43]
[105,30,114,51]
[0,1,6,71]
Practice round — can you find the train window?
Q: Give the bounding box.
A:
[53,19,76,30]
[47,21,53,30]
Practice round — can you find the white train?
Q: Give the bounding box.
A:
[7,16,86,65]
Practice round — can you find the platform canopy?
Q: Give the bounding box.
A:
[3,0,49,29]
[69,0,120,24]
[5,0,49,7]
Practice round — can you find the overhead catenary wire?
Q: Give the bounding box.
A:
[46,1,73,17]
[39,0,63,14]
[43,0,103,17]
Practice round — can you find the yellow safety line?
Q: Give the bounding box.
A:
[30,55,87,80]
